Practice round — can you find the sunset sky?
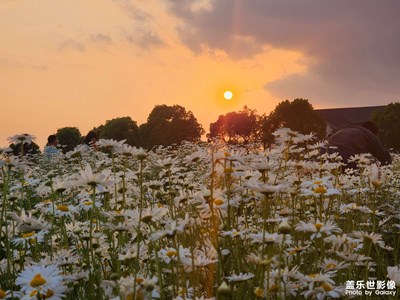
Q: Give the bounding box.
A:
[1,0,400,147]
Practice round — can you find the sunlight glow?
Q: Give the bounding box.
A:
[224,90,233,100]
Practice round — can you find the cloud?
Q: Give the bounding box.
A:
[112,1,165,50]
[113,0,152,22]
[91,33,113,45]
[0,58,48,71]
[59,34,113,52]
[59,38,86,52]
[166,0,400,105]
[125,28,166,49]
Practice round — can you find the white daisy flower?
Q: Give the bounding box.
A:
[296,219,341,239]
[8,133,36,145]
[22,284,66,300]
[158,247,178,264]
[16,264,64,295]
[387,266,400,286]
[74,164,112,188]
[225,272,255,282]
[50,204,79,218]
[12,231,46,247]
[97,139,126,152]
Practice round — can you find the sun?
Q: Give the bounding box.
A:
[224,90,233,100]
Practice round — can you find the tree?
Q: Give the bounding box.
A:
[263,98,326,144]
[99,117,140,146]
[207,106,261,144]
[260,114,280,148]
[372,102,400,152]
[57,127,82,153]
[91,125,103,138]
[139,105,204,149]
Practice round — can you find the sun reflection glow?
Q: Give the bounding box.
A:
[224,90,233,100]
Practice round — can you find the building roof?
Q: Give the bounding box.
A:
[315,106,386,129]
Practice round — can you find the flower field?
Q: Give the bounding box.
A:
[1,129,400,299]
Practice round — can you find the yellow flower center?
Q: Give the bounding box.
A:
[313,186,327,194]
[22,232,35,238]
[136,277,144,284]
[126,291,145,300]
[30,274,47,287]
[0,289,6,299]
[289,247,303,255]
[166,250,177,257]
[57,205,69,212]
[44,289,54,298]
[231,230,240,236]
[29,290,38,297]
[179,288,187,296]
[326,263,337,269]
[313,180,323,185]
[84,201,93,206]
[213,199,224,206]
[224,168,234,174]
[309,273,318,278]
[314,223,323,231]
[372,180,382,188]
[320,282,333,291]
[268,284,279,293]
[135,290,145,300]
[125,293,134,300]
[254,287,264,297]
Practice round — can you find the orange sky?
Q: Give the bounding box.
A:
[0,0,308,147]
[2,0,396,148]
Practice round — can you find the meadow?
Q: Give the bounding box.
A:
[1,129,400,299]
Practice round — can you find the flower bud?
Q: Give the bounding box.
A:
[144,281,155,292]
[278,219,291,234]
[217,281,231,297]
[136,148,147,160]
[110,273,120,281]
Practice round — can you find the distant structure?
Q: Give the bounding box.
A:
[315,105,386,135]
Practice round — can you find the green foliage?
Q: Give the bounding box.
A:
[139,105,205,149]
[264,98,326,145]
[56,127,82,153]
[9,142,40,156]
[208,106,261,144]
[91,125,103,138]
[372,102,400,152]
[99,117,140,146]
[260,114,279,148]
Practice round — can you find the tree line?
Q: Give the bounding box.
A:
[8,99,400,155]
